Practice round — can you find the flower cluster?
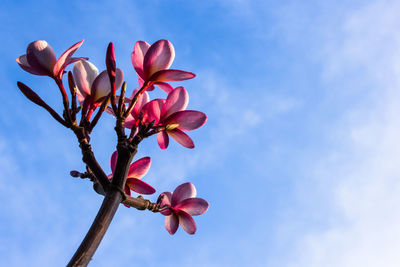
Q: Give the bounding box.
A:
[16,39,209,235]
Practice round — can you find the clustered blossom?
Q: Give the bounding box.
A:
[16,38,209,235]
[17,40,86,81]
[160,183,209,235]
[109,151,155,200]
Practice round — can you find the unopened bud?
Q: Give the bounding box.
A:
[70,170,81,177]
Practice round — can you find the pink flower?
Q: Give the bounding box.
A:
[17,40,87,81]
[72,60,123,107]
[124,89,150,129]
[131,39,195,93]
[160,182,209,235]
[142,86,207,149]
[109,151,155,202]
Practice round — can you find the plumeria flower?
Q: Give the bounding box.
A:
[142,86,207,149]
[106,88,150,129]
[160,182,209,235]
[109,151,156,202]
[72,60,123,109]
[131,39,195,93]
[17,40,87,81]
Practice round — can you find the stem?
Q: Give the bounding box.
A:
[67,190,122,267]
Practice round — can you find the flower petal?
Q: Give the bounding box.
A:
[126,178,155,195]
[168,129,194,148]
[128,157,151,178]
[165,110,207,131]
[143,40,175,79]
[160,192,172,216]
[161,86,188,118]
[92,68,123,103]
[155,82,174,93]
[165,213,179,235]
[178,210,196,235]
[141,99,164,124]
[110,151,118,173]
[175,198,209,216]
[157,131,169,149]
[131,41,150,79]
[26,40,57,76]
[53,40,84,77]
[130,89,149,120]
[72,60,99,100]
[16,55,48,75]
[172,182,197,205]
[149,69,195,83]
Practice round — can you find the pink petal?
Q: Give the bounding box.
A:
[175,198,209,216]
[131,89,149,120]
[131,41,150,79]
[155,82,174,93]
[53,40,84,77]
[91,68,123,103]
[16,55,48,76]
[126,178,155,195]
[26,40,57,76]
[165,110,207,131]
[149,69,195,83]
[165,213,179,235]
[128,157,151,178]
[124,115,136,129]
[172,182,197,205]
[161,86,188,118]
[143,40,175,79]
[157,131,169,149]
[141,99,164,124]
[160,192,172,215]
[178,210,196,235]
[110,151,118,173]
[168,129,194,148]
[72,60,99,101]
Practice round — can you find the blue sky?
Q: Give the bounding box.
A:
[1,0,400,266]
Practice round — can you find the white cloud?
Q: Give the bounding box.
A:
[282,1,400,266]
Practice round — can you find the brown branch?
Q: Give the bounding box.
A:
[67,190,122,267]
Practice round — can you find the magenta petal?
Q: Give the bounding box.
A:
[157,131,169,149]
[161,86,188,118]
[72,60,99,101]
[149,69,195,83]
[178,210,196,235]
[128,157,151,178]
[160,192,172,215]
[92,68,123,103]
[142,99,164,124]
[165,213,179,235]
[16,55,48,75]
[26,40,57,76]
[131,41,150,79]
[155,82,174,93]
[126,178,155,195]
[53,40,84,77]
[168,129,194,148]
[175,198,209,216]
[172,182,197,205]
[143,40,175,79]
[166,110,207,131]
[110,151,118,173]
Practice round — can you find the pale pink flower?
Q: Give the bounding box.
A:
[142,86,207,149]
[131,39,195,93]
[17,40,87,81]
[109,151,155,202]
[72,60,123,107]
[160,182,209,235]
